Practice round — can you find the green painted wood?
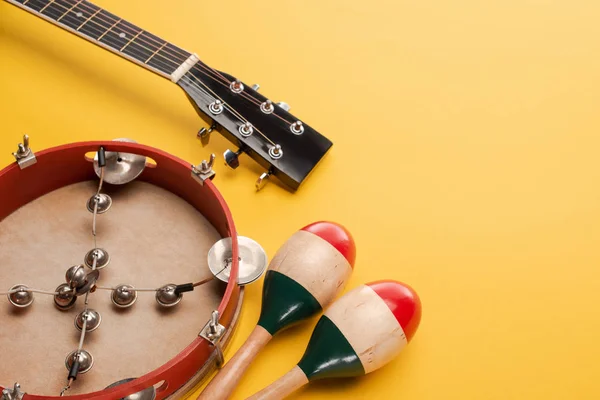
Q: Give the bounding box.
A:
[297,315,365,381]
[257,270,322,335]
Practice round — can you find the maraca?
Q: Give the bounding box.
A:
[246,280,421,400]
[199,221,356,400]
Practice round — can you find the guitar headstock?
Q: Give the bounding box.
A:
[177,67,332,191]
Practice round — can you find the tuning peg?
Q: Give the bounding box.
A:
[224,148,243,170]
[197,122,217,146]
[256,170,273,191]
[277,102,291,112]
[252,84,260,91]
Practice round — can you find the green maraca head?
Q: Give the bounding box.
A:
[257,221,356,335]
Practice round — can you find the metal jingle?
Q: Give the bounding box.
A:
[65,349,94,374]
[7,284,34,308]
[86,193,113,214]
[208,236,267,285]
[84,248,111,270]
[54,283,77,311]
[65,265,87,289]
[111,284,138,308]
[105,378,157,400]
[155,284,183,308]
[93,138,147,185]
[75,309,102,332]
[75,270,100,296]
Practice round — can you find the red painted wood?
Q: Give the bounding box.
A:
[301,221,356,267]
[368,280,422,342]
[0,141,240,400]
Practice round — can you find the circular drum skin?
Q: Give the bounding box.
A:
[0,141,241,400]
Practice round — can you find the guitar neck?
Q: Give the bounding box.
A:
[6,0,195,81]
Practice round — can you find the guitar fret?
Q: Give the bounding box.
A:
[120,30,143,52]
[97,18,121,41]
[145,42,166,64]
[39,0,55,13]
[57,0,83,22]
[77,8,100,31]
[10,0,195,78]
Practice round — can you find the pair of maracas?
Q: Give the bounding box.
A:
[199,222,422,400]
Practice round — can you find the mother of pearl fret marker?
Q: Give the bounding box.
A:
[5,0,333,191]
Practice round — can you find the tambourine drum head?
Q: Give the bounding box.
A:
[0,142,241,398]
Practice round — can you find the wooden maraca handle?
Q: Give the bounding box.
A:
[245,366,309,400]
[198,326,272,400]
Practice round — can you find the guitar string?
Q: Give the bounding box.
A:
[181,75,277,147]
[30,0,283,145]
[47,0,296,125]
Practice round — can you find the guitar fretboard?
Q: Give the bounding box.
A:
[9,0,192,79]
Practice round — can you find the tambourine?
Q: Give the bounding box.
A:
[0,137,258,400]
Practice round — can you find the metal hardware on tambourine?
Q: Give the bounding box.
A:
[65,350,94,374]
[86,193,112,214]
[93,138,146,185]
[66,265,87,289]
[2,383,25,400]
[84,248,111,270]
[54,283,78,311]
[104,378,157,400]
[155,284,183,307]
[191,154,216,186]
[75,309,102,332]
[111,284,138,308]
[199,310,226,367]
[208,236,268,285]
[12,135,37,170]
[75,270,100,296]
[7,285,34,308]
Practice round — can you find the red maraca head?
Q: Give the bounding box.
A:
[368,280,422,342]
[297,280,421,381]
[301,221,356,268]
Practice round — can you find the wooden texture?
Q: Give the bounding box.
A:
[2,0,600,399]
[267,230,352,308]
[324,285,407,374]
[198,325,272,400]
[245,366,308,400]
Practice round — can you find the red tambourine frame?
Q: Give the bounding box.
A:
[0,141,240,400]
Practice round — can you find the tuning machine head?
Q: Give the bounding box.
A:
[224,148,244,170]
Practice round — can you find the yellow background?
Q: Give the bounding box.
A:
[1,0,600,399]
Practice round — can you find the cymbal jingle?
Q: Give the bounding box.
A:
[93,138,147,185]
[208,236,267,285]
